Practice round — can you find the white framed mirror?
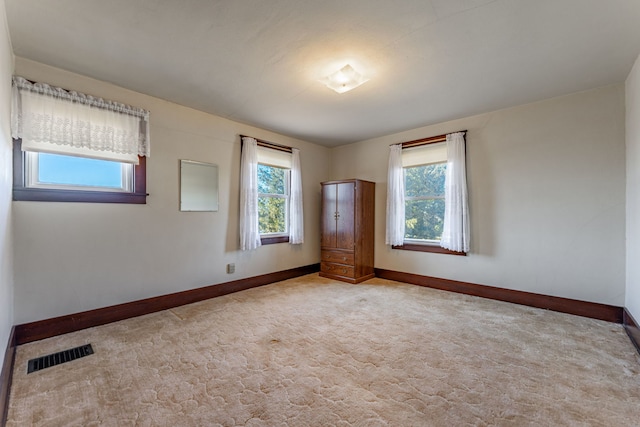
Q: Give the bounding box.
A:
[180,160,219,211]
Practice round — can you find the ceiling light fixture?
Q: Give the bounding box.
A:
[320,64,369,94]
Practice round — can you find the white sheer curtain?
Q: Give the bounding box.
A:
[440,132,470,253]
[11,76,150,164]
[385,144,405,246]
[289,148,304,244]
[240,137,262,251]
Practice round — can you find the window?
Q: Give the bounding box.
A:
[13,139,148,204]
[258,163,289,239]
[404,162,446,243]
[387,131,468,255]
[27,152,133,192]
[256,144,293,245]
[240,136,304,250]
[399,141,448,250]
[10,76,150,204]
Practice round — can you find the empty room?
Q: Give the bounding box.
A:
[2,0,640,425]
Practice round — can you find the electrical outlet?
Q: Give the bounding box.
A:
[227,263,235,274]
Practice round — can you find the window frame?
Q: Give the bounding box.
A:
[12,138,148,204]
[403,161,447,244]
[25,151,134,193]
[257,162,291,245]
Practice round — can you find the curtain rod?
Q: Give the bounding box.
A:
[393,130,467,149]
[240,135,293,153]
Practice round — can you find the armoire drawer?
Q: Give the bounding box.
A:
[321,251,355,265]
[321,262,355,278]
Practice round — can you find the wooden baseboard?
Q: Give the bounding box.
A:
[375,269,623,323]
[318,272,376,284]
[15,264,320,345]
[1,327,16,427]
[624,309,640,354]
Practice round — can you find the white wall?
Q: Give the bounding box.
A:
[626,54,640,319]
[332,85,626,306]
[0,0,14,359]
[12,58,331,324]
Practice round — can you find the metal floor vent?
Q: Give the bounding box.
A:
[27,344,94,374]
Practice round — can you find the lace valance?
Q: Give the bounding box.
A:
[11,76,150,164]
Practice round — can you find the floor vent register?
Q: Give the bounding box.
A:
[27,344,94,374]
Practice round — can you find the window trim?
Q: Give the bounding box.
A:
[12,138,148,204]
[261,235,290,245]
[392,242,466,255]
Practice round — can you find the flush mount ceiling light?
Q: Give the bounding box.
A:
[320,64,369,94]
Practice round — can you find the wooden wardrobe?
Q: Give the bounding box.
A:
[320,179,375,283]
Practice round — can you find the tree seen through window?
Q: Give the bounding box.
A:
[404,163,446,241]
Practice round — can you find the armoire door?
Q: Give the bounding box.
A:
[321,183,337,248]
[335,182,355,250]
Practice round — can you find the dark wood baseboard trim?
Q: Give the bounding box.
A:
[15,264,320,345]
[375,269,623,323]
[319,272,376,284]
[1,327,16,427]
[623,309,640,354]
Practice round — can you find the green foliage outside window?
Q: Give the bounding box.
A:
[258,164,286,194]
[404,163,446,241]
[258,164,288,234]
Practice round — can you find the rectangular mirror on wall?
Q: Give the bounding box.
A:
[180,159,219,211]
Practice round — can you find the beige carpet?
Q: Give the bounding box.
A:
[7,274,640,426]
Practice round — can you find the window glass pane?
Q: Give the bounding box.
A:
[257,164,286,194]
[38,153,123,188]
[405,198,445,241]
[404,163,446,197]
[258,196,286,234]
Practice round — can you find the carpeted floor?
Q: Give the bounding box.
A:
[7,274,640,426]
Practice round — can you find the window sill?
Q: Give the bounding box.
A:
[260,235,289,245]
[392,243,466,256]
[13,187,148,204]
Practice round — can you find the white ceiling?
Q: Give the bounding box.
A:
[6,0,640,147]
